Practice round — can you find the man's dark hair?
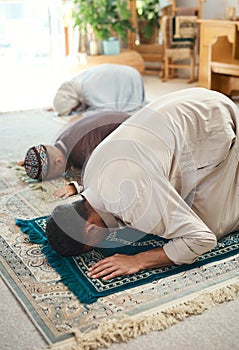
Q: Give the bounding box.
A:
[46,198,90,256]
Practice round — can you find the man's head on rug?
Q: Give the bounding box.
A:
[53,81,82,116]
[24,144,67,181]
[46,198,109,256]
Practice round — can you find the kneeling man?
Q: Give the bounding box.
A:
[46,88,239,280]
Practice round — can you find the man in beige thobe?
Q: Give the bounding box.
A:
[46,88,239,280]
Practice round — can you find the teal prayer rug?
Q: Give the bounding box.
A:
[15,215,239,304]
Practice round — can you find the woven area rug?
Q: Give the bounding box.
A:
[1,161,239,350]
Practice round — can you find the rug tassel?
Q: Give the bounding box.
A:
[16,217,97,304]
[48,280,239,350]
[15,218,48,245]
[42,245,97,304]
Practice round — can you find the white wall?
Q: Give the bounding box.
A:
[177,0,239,19]
[201,0,239,19]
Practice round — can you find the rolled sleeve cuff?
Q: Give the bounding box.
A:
[69,181,83,194]
[163,235,217,265]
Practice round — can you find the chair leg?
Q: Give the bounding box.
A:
[188,52,195,83]
[162,56,169,82]
[169,58,176,78]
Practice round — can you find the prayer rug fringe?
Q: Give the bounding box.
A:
[15,218,48,245]
[47,279,239,350]
[8,161,81,188]
[8,162,45,189]
[42,244,97,304]
[15,217,98,304]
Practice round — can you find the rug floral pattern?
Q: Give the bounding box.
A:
[1,160,239,345]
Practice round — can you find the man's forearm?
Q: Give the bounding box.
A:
[136,247,174,270]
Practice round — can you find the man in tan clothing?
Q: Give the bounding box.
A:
[46,88,239,280]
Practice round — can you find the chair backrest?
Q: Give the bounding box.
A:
[161,15,197,50]
[172,0,202,18]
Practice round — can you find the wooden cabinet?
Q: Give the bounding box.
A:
[197,19,239,94]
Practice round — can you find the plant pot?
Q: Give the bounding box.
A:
[138,20,159,44]
[102,37,120,55]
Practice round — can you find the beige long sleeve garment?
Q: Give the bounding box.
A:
[82,88,239,265]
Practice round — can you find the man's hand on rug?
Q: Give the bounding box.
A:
[87,248,174,281]
[87,254,142,280]
[53,184,77,199]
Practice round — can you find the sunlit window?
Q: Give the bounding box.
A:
[0,0,65,66]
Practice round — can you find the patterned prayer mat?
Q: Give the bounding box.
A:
[1,161,239,350]
[15,215,239,305]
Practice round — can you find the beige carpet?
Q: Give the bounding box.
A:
[1,84,239,350]
[1,108,239,350]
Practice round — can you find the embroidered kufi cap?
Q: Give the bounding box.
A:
[24,144,49,180]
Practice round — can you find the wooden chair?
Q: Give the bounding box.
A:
[210,35,239,96]
[161,14,198,83]
[172,0,202,17]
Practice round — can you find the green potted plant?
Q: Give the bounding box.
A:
[72,0,135,55]
[137,0,160,44]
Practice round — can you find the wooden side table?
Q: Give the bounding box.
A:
[66,49,145,75]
